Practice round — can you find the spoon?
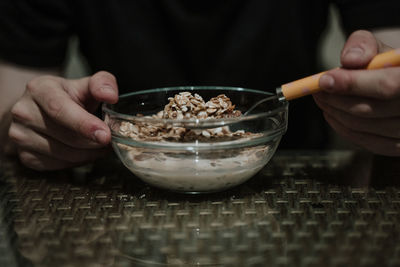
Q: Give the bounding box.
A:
[181,49,400,129]
[243,48,400,115]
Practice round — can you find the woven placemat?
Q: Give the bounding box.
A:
[1,151,400,267]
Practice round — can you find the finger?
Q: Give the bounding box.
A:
[11,94,104,149]
[17,149,81,171]
[319,67,400,99]
[323,112,400,157]
[340,30,380,69]
[9,122,110,163]
[88,71,119,104]
[61,71,118,113]
[27,77,111,145]
[313,92,400,118]
[314,98,400,138]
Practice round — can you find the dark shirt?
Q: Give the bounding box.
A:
[1,0,399,149]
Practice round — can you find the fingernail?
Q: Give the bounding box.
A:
[93,130,108,144]
[344,47,364,58]
[320,75,335,91]
[100,85,115,95]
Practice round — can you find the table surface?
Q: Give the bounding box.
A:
[1,150,400,267]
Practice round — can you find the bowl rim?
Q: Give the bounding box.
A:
[102,86,288,127]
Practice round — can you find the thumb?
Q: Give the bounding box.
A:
[77,71,119,113]
[63,71,119,113]
[88,71,119,104]
[341,30,380,69]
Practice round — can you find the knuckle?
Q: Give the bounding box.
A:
[8,124,25,145]
[26,76,48,94]
[26,75,62,95]
[10,101,30,122]
[377,78,400,99]
[350,103,373,117]
[18,150,43,171]
[26,78,40,94]
[47,96,65,120]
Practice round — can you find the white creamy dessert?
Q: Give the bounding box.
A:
[116,144,273,193]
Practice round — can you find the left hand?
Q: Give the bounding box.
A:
[313,30,400,156]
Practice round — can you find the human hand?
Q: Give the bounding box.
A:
[313,30,400,156]
[8,71,118,170]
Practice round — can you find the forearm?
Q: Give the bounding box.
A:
[0,62,60,154]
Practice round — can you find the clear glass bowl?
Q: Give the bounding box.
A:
[103,86,288,194]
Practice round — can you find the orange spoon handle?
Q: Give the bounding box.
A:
[280,48,400,101]
[367,48,400,69]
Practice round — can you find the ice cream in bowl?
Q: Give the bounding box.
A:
[102,86,288,194]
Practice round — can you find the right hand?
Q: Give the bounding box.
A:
[8,71,118,171]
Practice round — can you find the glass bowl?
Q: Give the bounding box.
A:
[103,86,288,194]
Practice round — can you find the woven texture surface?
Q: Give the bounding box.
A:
[1,151,400,267]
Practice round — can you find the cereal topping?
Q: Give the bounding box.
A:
[161,92,242,120]
[118,92,258,142]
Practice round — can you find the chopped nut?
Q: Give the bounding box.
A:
[206,108,217,114]
[197,111,208,119]
[176,111,184,120]
[181,105,189,112]
[202,130,211,137]
[156,111,164,118]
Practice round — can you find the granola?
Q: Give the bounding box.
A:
[118,92,257,142]
[162,92,242,120]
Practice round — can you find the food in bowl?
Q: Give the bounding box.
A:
[103,87,288,193]
[118,92,255,141]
